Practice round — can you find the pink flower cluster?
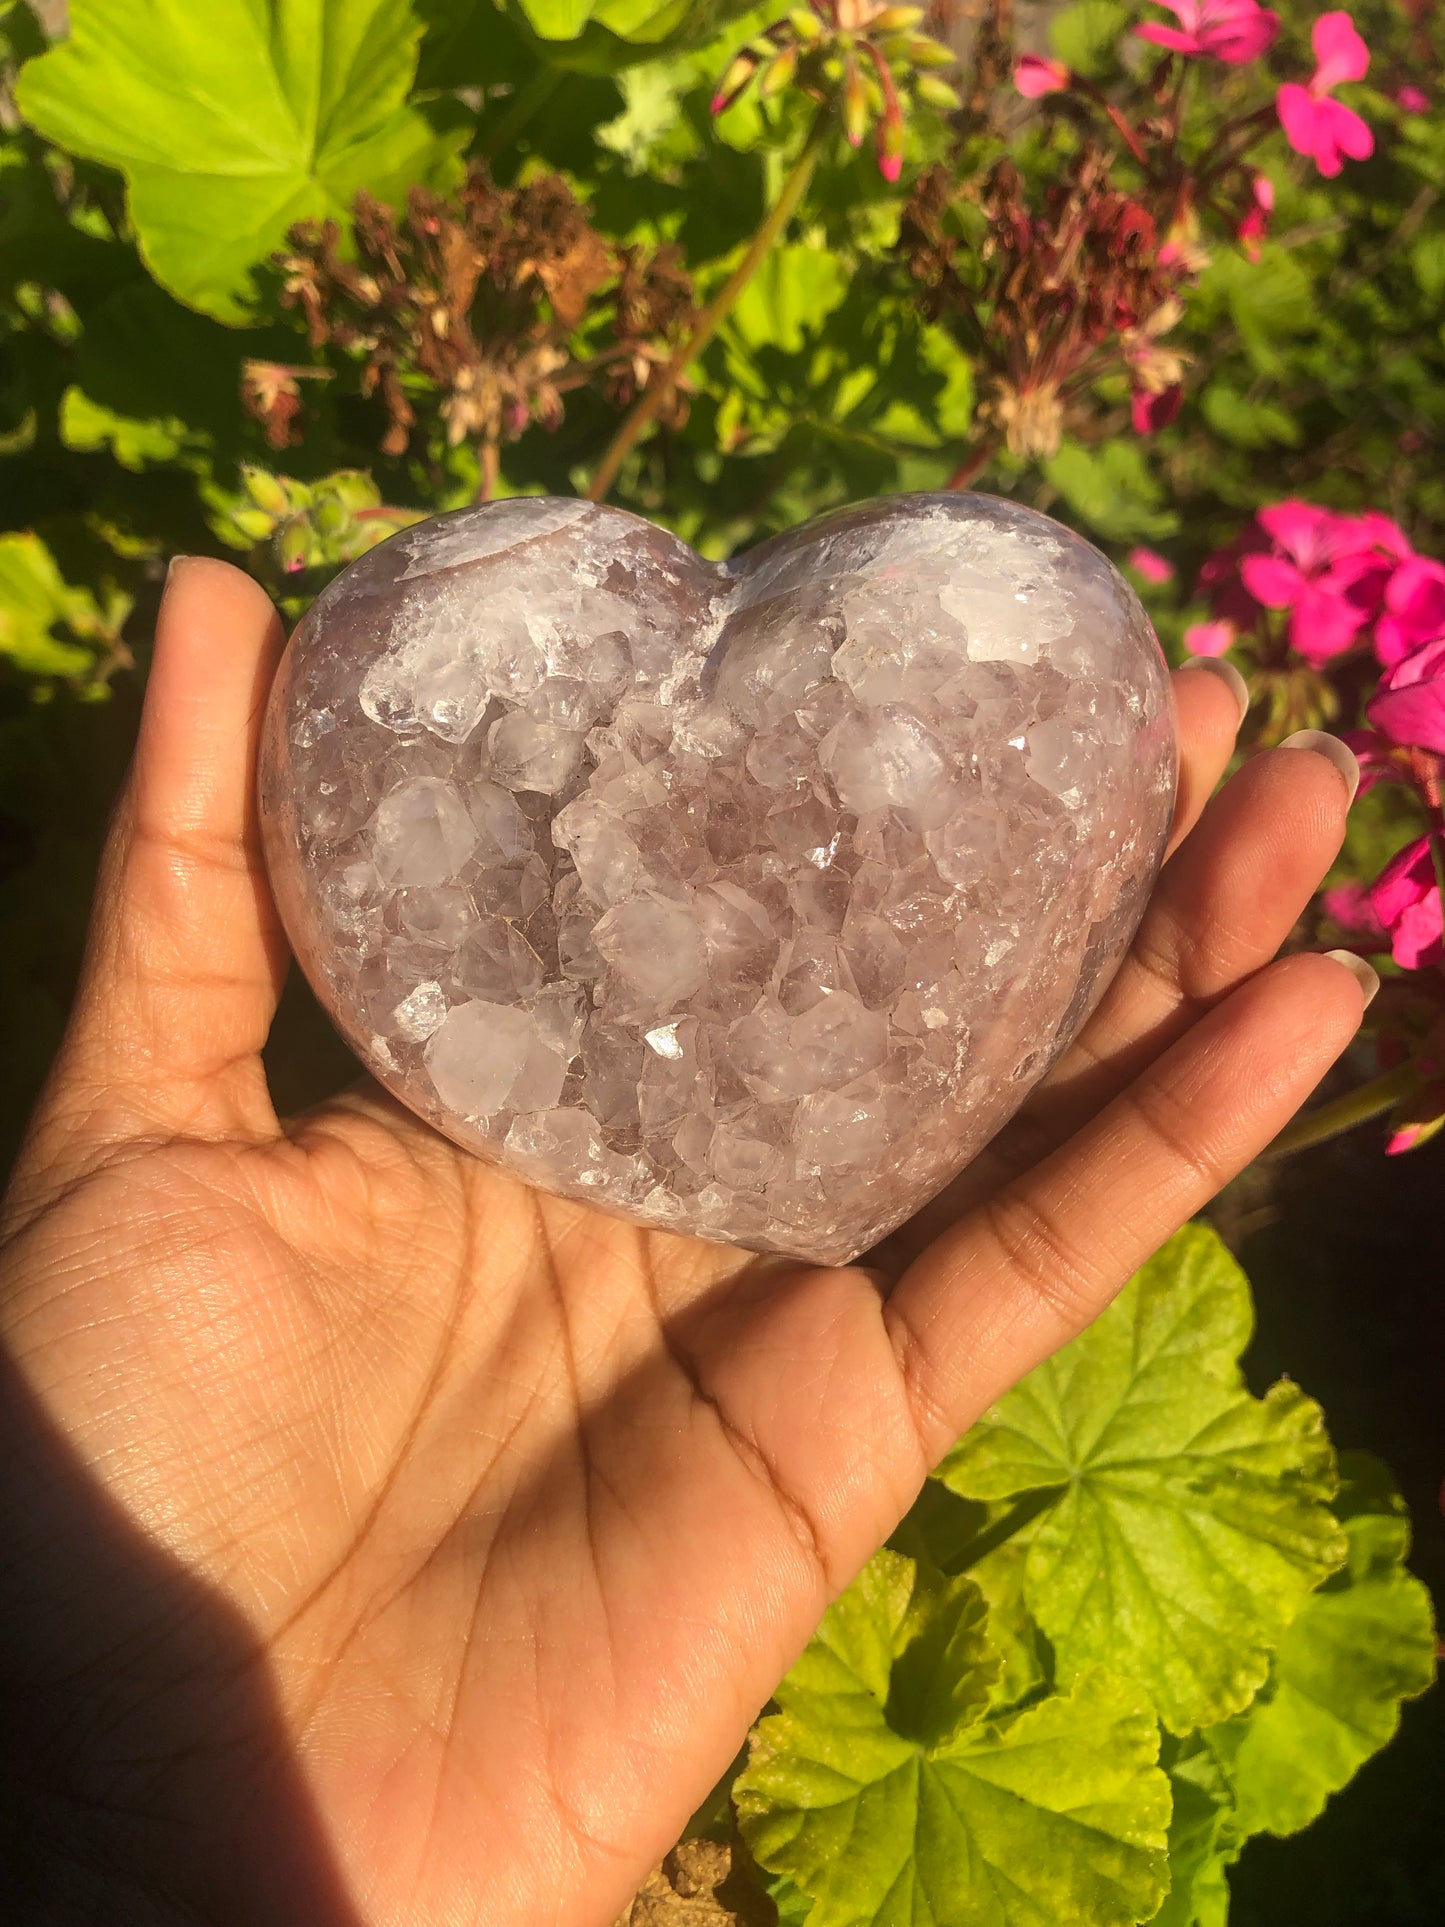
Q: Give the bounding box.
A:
[1188,501,1420,667]
[1277,12,1374,176]
[1190,501,1445,983]
[1136,0,1278,65]
[1123,4,1375,177]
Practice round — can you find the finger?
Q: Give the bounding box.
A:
[45,558,287,1145]
[1039,731,1358,1129]
[871,730,1355,1271]
[885,950,1371,1463]
[1167,657,1248,855]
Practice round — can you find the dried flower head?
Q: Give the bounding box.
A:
[274,168,697,495]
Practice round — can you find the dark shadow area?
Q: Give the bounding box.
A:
[0,1346,367,1925]
[1220,1128,1445,1925]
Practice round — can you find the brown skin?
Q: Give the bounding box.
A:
[0,559,1363,1926]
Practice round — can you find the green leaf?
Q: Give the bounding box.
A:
[59,384,191,469]
[1199,383,1301,451]
[1410,230,1445,307]
[502,0,756,71]
[0,530,128,682]
[736,1548,1170,1927]
[1152,1746,1238,1927]
[16,0,464,322]
[728,243,850,357]
[1042,439,1179,543]
[1049,1,1130,80]
[941,1225,1348,1734]
[1199,1452,1437,1838]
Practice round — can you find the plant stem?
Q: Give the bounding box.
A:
[947,436,999,491]
[479,65,562,161]
[1266,1061,1418,1157]
[586,112,830,505]
[942,1487,1064,1575]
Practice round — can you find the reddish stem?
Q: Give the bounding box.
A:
[947,437,1000,490]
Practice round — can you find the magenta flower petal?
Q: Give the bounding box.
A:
[1370,837,1444,971]
[1397,85,1429,113]
[1014,54,1071,96]
[1317,96,1375,167]
[1184,618,1236,656]
[1135,22,1204,53]
[1393,895,1445,970]
[1207,6,1279,62]
[1256,498,1340,570]
[1388,635,1445,688]
[1367,681,1445,755]
[1128,546,1176,585]
[1288,578,1369,664]
[1276,80,1320,157]
[1337,510,1412,560]
[1312,9,1370,89]
[1384,555,1445,645]
[1132,385,1182,433]
[1240,553,1306,607]
[1321,880,1387,941]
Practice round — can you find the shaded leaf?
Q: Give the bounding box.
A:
[941,1225,1347,1734]
[0,529,129,682]
[1200,1452,1437,1838]
[1043,440,1178,543]
[1151,1745,1238,1927]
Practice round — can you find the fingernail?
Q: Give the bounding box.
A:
[164,553,193,589]
[1279,729,1360,805]
[1322,949,1380,1008]
[1180,654,1250,726]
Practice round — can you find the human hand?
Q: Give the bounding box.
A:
[0,558,1368,1925]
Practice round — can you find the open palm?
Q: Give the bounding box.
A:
[0,559,1367,1926]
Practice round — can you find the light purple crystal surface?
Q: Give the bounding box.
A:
[259,493,1176,1263]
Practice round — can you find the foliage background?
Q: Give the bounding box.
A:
[0,0,1442,1920]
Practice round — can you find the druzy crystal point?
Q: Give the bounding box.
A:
[259,493,1176,1263]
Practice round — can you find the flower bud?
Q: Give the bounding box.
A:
[915,74,961,109]
[759,43,800,97]
[229,506,279,543]
[324,469,383,513]
[906,34,955,67]
[277,516,313,575]
[240,464,293,517]
[842,60,871,145]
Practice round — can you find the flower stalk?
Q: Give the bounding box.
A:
[586,112,830,503]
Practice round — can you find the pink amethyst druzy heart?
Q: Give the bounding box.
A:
[259,493,1175,1263]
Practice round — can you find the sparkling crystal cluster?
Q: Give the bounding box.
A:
[259,493,1176,1263]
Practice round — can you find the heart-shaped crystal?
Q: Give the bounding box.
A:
[259,493,1175,1263]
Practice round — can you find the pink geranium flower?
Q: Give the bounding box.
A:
[1397,86,1429,114]
[1367,636,1445,754]
[1237,173,1274,261]
[1128,546,1176,585]
[1239,500,1374,664]
[1136,0,1279,63]
[1277,11,1374,177]
[1370,836,1444,971]
[1014,55,1070,97]
[1376,555,1445,665]
[1321,879,1388,944]
[1185,618,1236,656]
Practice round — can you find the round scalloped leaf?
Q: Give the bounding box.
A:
[941,1224,1347,1734]
[736,1549,1169,1927]
[1200,1451,1437,1837]
[16,0,465,322]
